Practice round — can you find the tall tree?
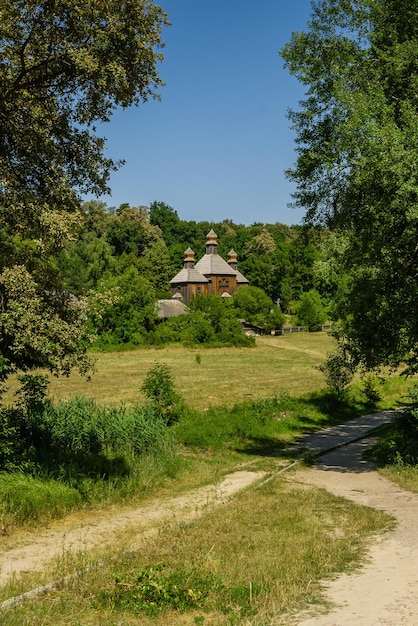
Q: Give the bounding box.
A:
[281,0,418,372]
[0,1,168,375]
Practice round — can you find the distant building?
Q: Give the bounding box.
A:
[169,230,249,305]
[156,293,189,320]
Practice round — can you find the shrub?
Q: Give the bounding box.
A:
[360,373,382,407]
[233,286,285,331]
[185,311,215,344]
[153,295,255,347]
[367,386,418,466]
[0,407,28,471]
[318,347,356,396]
[141,363,183,425]
[293,289,327,331]
[15,373,50,416]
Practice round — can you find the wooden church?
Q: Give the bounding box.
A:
[169,230,249,305]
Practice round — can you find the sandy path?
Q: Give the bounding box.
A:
[0,469,266,588]
[2,424,418,624]
[289,439,418,625]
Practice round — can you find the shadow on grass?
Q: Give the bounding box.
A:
[235,437,288,457]
[233,392,385,458]
[34,450,132,483]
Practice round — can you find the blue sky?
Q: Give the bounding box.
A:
[92,0,313,225]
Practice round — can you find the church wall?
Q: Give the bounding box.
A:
[209,275,237,297]
[170,283,208,305]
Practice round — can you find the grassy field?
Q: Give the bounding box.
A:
[1,332,415,624]
[5,333,336,410]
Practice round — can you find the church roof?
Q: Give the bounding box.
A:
[169,230,249,289]
[195,253,237,276]
[236,270,249,284]
[170,267,209,285]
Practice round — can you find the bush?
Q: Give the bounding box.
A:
[318,347,356,396]
[91,268,157,346]
[294,289,327,331]
[367,387,418,466]
[153,295,255,347]
[360,373,382,407]
[141,363,183,425]
[233,286,285,331]
[0,407,28,471]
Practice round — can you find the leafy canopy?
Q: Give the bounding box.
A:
[0,0,168,208]
[0,1,168,375]
[282,0,418,372]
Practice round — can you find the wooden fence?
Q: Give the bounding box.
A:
[271,323,332,336]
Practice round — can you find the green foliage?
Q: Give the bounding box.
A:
[233,286,285,331]
[92,267,157,346]
[50,203,332,350]
[149,201,183,247]
[0,407,26,471]
[0,1,168,376]
[293,289,327,331]
[141,363,183,425]
[153,296,255,348]
[106,206,163,257]
[0,374,50,472]
[0,354,12,390]
[1,2,168,208]
[15,373,50,415]
[368,387,418,467]
[360,373,383,407]
[0,386,179,523]
[111,564,214,616]
[189,294,231,333]
[188,294,252,344]
[0,264,93,375]
[281,0,418,372]
[58,237,116,294]
[318,342,356,397]
[0,473,81,524]
[0,368,176,468]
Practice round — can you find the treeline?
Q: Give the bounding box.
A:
[56,201,332,347]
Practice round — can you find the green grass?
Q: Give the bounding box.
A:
[0,333,415,531]
[0,477,394,625]
[0,333,414,623]
[379,465,418,493]
[0,474,81,526]
[3,333,337,410]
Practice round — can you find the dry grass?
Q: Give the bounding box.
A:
[0,333,406,624]
[1,475,394,625]
[379,466,418,493]
[4,333,335,411]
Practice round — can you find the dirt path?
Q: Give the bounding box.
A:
[289,439,418,625]
[2,416,418,624]
[0,469,266,588]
